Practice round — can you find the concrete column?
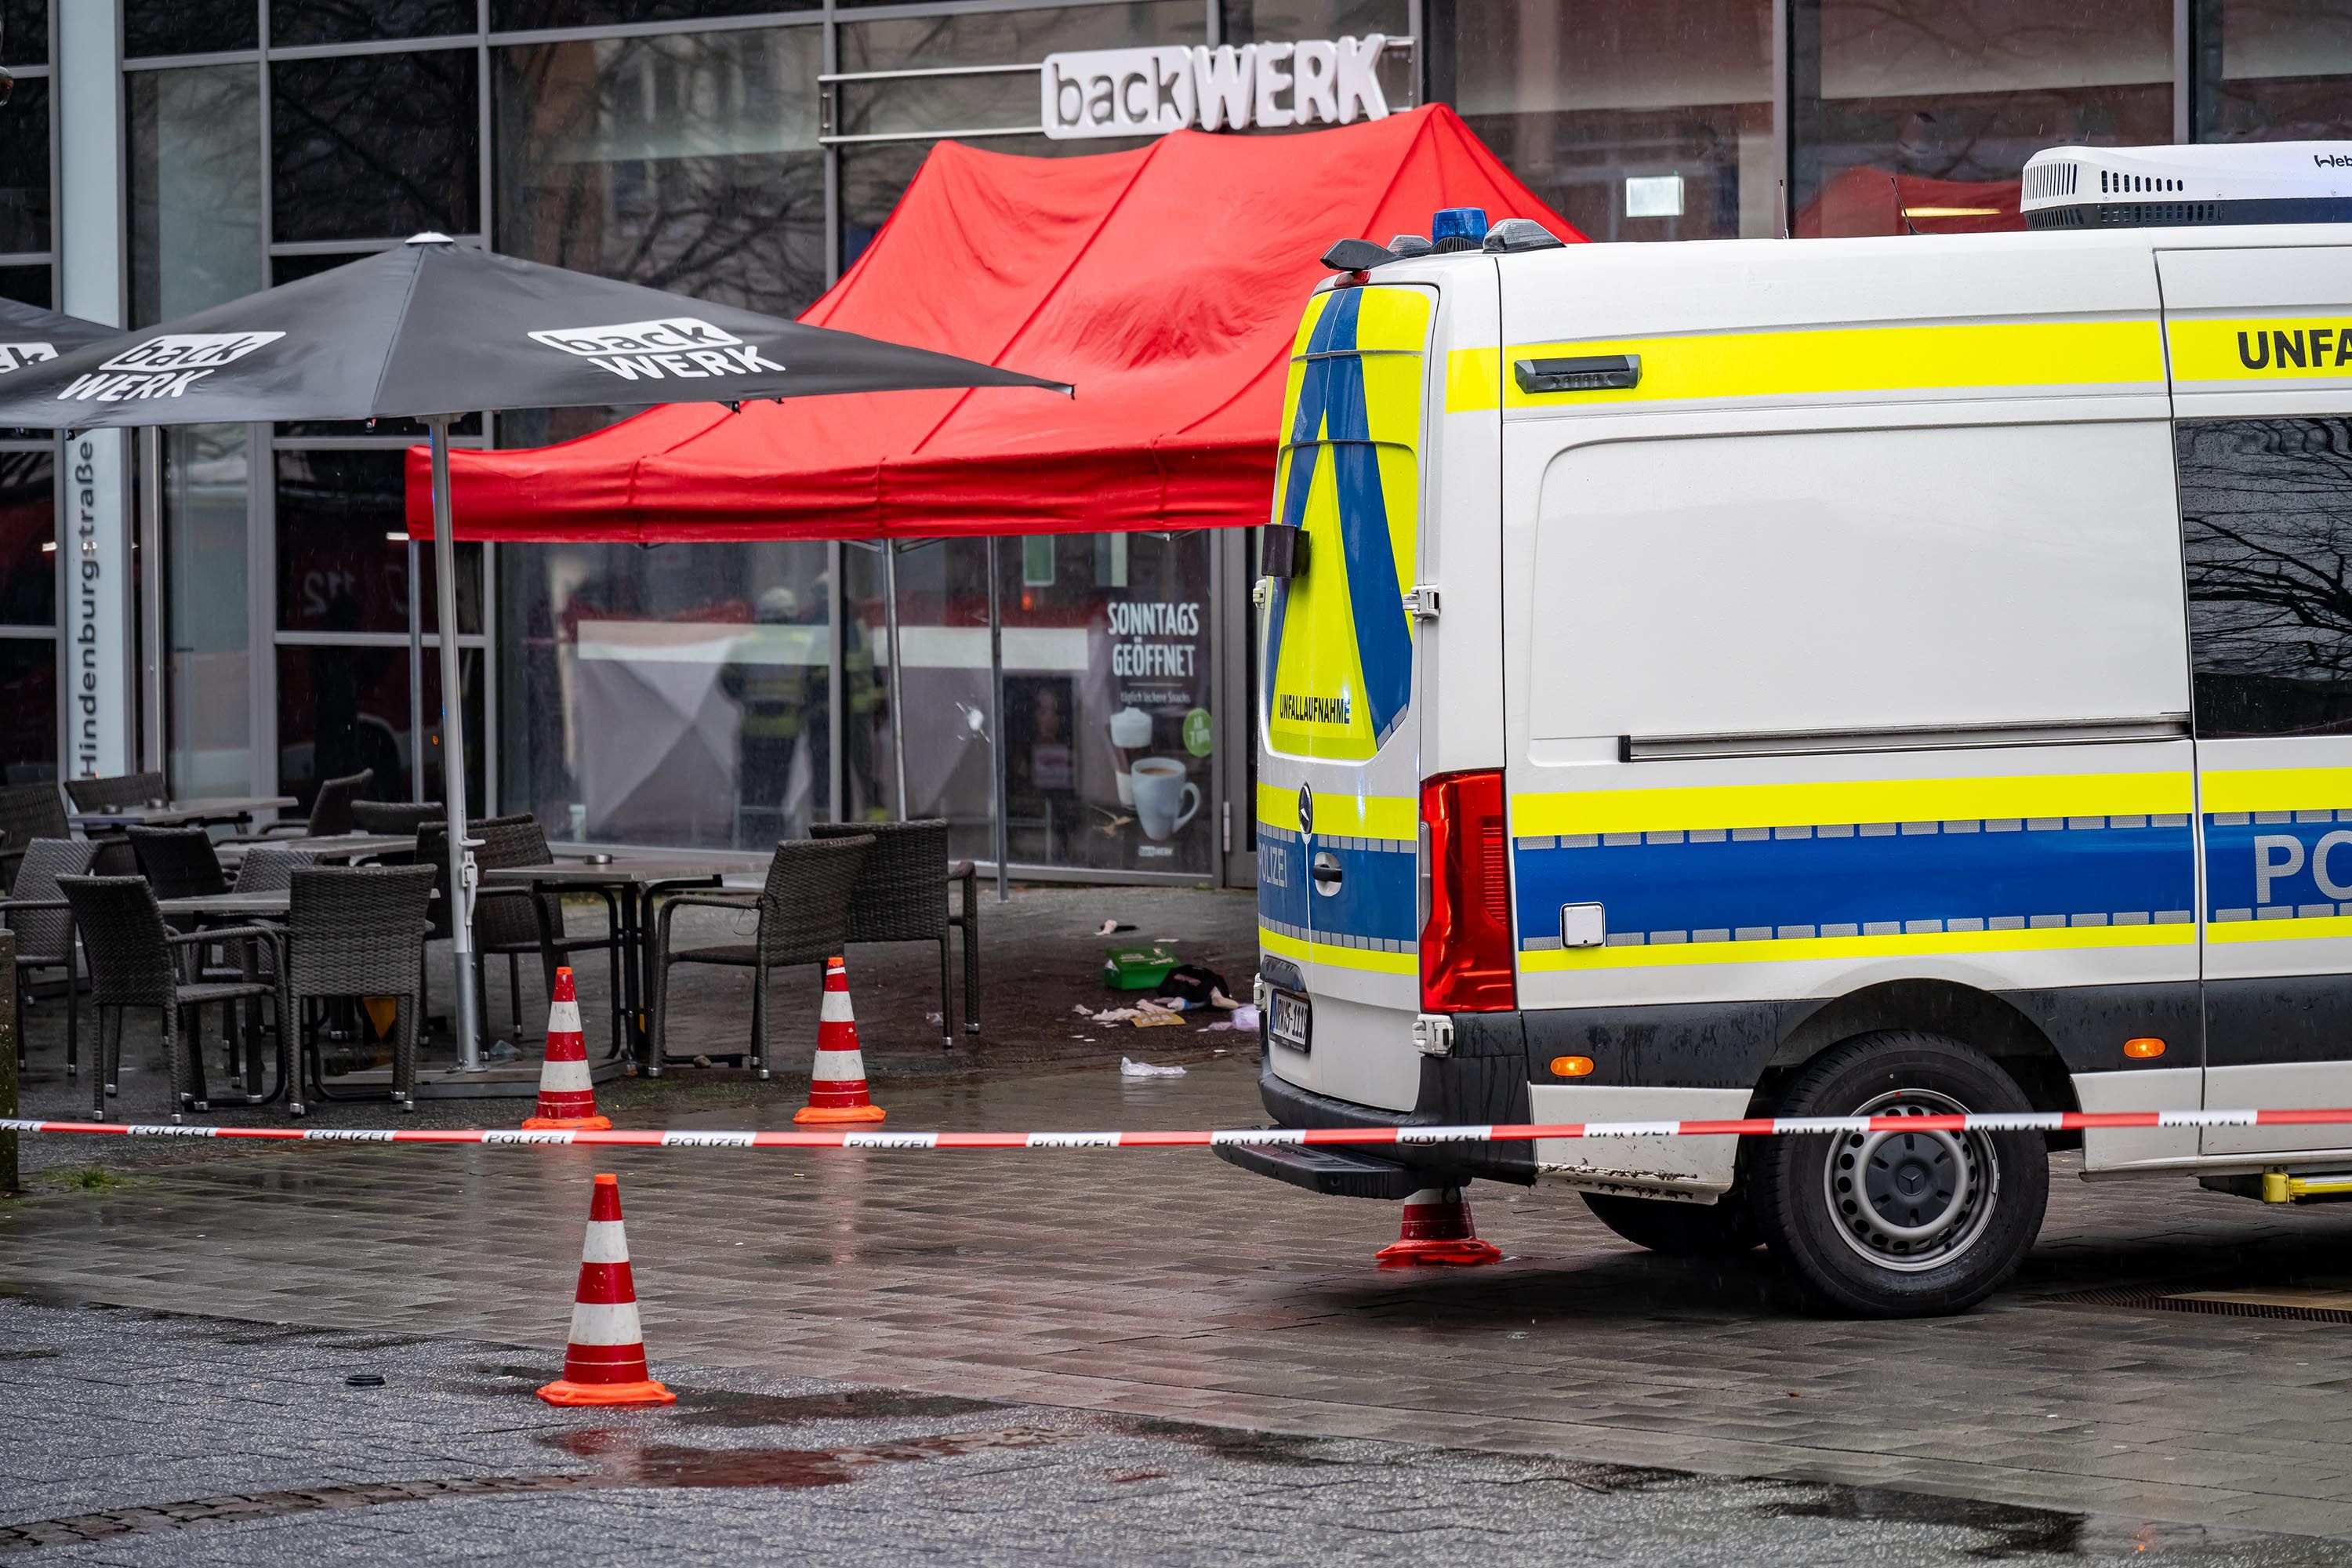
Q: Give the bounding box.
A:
[56,5,133,782]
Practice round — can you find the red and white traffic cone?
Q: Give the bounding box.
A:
[522,967,611,1131]
[793,955,887,1126]
[1375,1186,1503,1268]
[538,1173,676,1408]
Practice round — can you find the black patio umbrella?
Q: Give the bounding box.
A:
[0,295,120,376]
[0,234,1072,1078]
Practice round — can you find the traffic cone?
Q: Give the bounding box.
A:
[793,955,887,1125]
[522,967,612,1131]
[1374,1186,1503,1268]
[538,1173,676,1408]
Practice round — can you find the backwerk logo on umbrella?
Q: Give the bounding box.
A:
[59,331,285,401]
[527,317,788,383]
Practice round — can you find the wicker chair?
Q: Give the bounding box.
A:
[231,842,321,895]
[4,837,95,1074]
[129,826,230,900]
[472,815,623,1054]
[414,815,534,1039]
[0,782,69,893]
[350,800,444,837]
[64,772,167,812]
[286,864,436,1108]
[226,768,372,845]
[811,819,978,1051]
[59,874,287,1121]
[650,835,871,1077]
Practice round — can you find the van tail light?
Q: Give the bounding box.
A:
[1420,769,1516,1012]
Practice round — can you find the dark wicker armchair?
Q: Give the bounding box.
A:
[60,874,287,1121]
[350,800,444,837]
[650,835,871,1076]
[471,815,622,1054]
[0,782,69,893]
[129,826,230,900]
[64,772,167,813]
[226,768,372,845]
[4,837,95,1075]
[811,818,979,1050]
[286,864,436,1108]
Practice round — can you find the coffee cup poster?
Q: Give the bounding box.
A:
[1006,594,1212,872]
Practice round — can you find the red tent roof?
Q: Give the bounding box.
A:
[408,105,1581,543]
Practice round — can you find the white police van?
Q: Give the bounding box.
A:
[1222,142,2352,1316]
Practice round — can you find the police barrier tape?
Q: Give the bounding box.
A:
[5,1107,2352,1149]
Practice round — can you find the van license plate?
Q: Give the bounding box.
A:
[1269,991,1311,1052]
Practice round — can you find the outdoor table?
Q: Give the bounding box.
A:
[214,833,415,868]
[477,858,732,1073]
[69,795,299,830]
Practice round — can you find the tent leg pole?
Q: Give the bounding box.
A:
[407,539,425,803]
[987,536,1007,905]
[429,416,482,1077]
[884,540,908,824]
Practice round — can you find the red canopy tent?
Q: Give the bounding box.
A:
[406,104,1581,543]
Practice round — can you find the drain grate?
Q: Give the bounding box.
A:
[2041,1284,2352,1324]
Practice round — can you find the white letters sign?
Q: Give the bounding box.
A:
[1040,35,1391,141]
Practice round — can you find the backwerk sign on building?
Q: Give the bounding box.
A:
[1041,37,1394,141]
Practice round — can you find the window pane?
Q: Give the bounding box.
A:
[838,5,1204,137]
[1434,0,1771,241]
[165,426,252,797]
[4,0,48,67]
[0,635,53,783]
[492,0,802,30]
[0,264,48,309]
[0,448,52,627]
[129,65,263,328]
[0,77,49,256]
[852,533,1218,874]
[495,27,824,319]
[1224,0,1409,37]
[498,540,833,845]
[272,49,479,243]
[1791,0,2172,237]
[278,642,484,809]
[2196,0,2352,142]
[125,0,258,57]
[272,0,475,47]
[275,449,481,636]
[2182,417,2352,739]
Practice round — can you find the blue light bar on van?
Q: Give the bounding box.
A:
[1430,207,1490,252]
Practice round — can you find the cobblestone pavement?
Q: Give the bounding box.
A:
[2,1298,2342,1566]
[12,1060,2352,1555]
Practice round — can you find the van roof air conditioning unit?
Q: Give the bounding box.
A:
[2021,143,2352,230]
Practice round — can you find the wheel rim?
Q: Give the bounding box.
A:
[1820,1087,1998,1273]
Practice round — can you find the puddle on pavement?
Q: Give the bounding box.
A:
[0,1425,1072,1555]
[1754,1483,2083,1560]
[466,1366,1004,1428]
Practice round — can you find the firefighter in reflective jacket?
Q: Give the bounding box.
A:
[722,587,805,826]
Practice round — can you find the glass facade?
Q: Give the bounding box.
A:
[94,0,2347,884]
[0,5,49,786]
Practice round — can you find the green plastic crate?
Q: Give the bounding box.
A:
[1103,944,1179,991]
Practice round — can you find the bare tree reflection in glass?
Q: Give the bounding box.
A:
[2180,417,2352,739]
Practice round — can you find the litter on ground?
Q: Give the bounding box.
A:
[1120,1058,1186,1078]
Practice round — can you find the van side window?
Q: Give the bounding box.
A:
[2179,418,2352,739]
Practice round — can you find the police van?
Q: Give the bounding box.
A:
[1225,142,2352,1316]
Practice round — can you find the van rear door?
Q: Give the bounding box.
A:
[1257,281,1435,1114]
[2161,244,2352,1160]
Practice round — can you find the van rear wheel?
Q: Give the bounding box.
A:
[1755,1031,2048,1318]
[1581,1190,1759,1255]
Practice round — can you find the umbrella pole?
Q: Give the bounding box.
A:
[882,540,909,822]
[428,416,483,1075]
[407,539,425,803]
[986,536,1008,904]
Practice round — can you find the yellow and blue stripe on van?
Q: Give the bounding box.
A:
[1256,784,1418,976]
[1512,772,2198,971]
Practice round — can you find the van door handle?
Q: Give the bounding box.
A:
[1311,852,1344,893]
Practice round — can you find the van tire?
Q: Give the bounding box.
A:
[1580,1190,1759,1255]
[1754,1030,2048,1318]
